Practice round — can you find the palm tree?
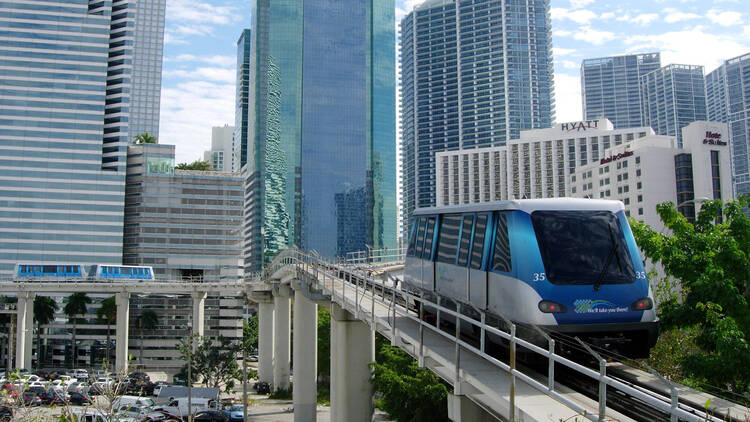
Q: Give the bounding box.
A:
[33,296,57,369]
[135,310,158,365]
[64,293,91,368]
[134,133,157,144]
[96,296,116,367]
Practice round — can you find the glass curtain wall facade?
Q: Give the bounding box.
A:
[129,0,165,141]
[640,64,707,147]
[0,0,135,276]
[234,29,252,172]
[706,52,750,196]
[400,0,555,237]
[243,0,396,271]
[581,53,660,129]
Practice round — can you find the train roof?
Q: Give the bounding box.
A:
[413,198,625,216]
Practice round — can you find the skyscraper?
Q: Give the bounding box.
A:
[581,53,660,129]
[641,64,707,147]
[243,0,396,270]
[234,29,252,172]
[400,0,555,235]
[706,52,750,196]
[130,0,166,141]
[0,0,161,276]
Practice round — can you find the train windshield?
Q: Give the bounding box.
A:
[531,211,635,285]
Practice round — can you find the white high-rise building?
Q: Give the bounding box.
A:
[204,125,235,171]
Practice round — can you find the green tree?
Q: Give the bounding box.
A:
[63,293,91,367]
[317,307,330,378]
[1,296,17,372]
[134,133,157,144]
[370,334,450,422]
[630,197,750,397]
[96,296,116,366]
[175,160,212,171]
[242,314,258,354]
[33,296,57,368]
[177,335,240,392]
[135,309,159,365]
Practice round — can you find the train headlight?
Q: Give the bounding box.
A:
[538,300,567,313]
[631,297,653,311]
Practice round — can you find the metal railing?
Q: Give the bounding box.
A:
[343,247,406,266]
[263,248,728,422]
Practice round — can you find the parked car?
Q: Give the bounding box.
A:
[0,405,12,422]
[194,410,228,422]
[117,404,151,419]
[22,391,42,406]
[68,392,94,405]
[221,404,245,421]
[152,382,168,397]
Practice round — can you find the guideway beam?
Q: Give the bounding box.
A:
[293,287,318,422]
[330,303,374,422]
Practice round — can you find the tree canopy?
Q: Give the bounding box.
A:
[96,296,116,325]
[33,296,57,326]
[134,133,157,144]
[175,160,212,171]
[64,292,91,321]
[630,196,750,397]
[177,335,240,392]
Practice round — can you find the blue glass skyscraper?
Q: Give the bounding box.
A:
[641,64,707,147]
[581,53,660,129]
[243,0,396,270]
[400,0,555,235]
[706,52,750,197]
[0,0,139,276]
[233,29,252,172]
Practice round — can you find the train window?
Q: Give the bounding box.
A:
[422,217,436,260]
[531,211,635,285]
[414,218,426,257]
[457,215,474,266]
[492,213,512,272]
[407,219,418,256]
[436,214,461,264]
[470,214,488,270]
[43,265,56,273]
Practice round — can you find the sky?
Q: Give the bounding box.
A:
[160,0,750,164]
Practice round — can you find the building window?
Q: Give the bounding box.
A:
[617,174,622,182]
[638,195,643,202]
[600,192,605,198]
[638,208,643,215]
[636,169,641,177]
[605,166,610,173]
[711,150,722,200]
[624,198,630,205]
[624,186,629,193]
[622,160,628,168]
[637,182,642,189]
[623,173,629,180]
[635,156,640,164]
[606,189,610,196]
[618,186,623,194]
[599,167,603,175]
[674,153,696,222]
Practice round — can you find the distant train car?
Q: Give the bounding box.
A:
[403,198,658,358]
[15,264,84,278]
[89,265,155,281]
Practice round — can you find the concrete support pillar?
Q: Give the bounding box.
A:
[15,291,34,370]
[273,286,291,391]
[115,292,130,373]
[191,292,207,338]
[293,289,318,422]
[258,301,274,385]
[447,393,497,422]
[330,303,374,422]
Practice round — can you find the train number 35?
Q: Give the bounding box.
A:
[635,271,647,279]
[532,272,546,281]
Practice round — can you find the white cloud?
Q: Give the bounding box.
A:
[166,0,239,26]
[662,8,701,23]
[706,9,743,26]
[599,12,615,20]
[553,47,576,57]
[573,27,616,45]
[625,27,750,71]
[745,26,750,38]
[163,32,188,45]
[553,29,573,37]
[166,54,236,68]
[631,13,659,26]
[551,7,598,24]
[164,67,235,84]
[569,0,595,9]
[160,80,235,164]
[554,73,583,123]
[395,0,422,21]
[562,60,579,70]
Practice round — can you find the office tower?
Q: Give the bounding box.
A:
[706,52,750,196]
[641,64,707,147]
[581,53,660,129]
[130,0,166,141]
[234,29,252,172]
[204,125,235,171]
[0,0,141,276]
[243,0,396,270]
[400,0,555,235]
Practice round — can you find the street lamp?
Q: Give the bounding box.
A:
[186,320,192,422]
[677,196,710,220]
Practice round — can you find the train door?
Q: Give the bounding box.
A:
[468,213,490,309]
[456,214,474,302]
[404,217,424,289]
[421,216,437,292]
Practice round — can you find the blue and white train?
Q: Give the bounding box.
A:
[404,198,658,358]
[14,264,155,281]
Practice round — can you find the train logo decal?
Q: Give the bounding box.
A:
[574,299,628,314]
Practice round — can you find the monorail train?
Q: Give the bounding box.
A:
[403,198,658,358]
[14,264,155,281]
